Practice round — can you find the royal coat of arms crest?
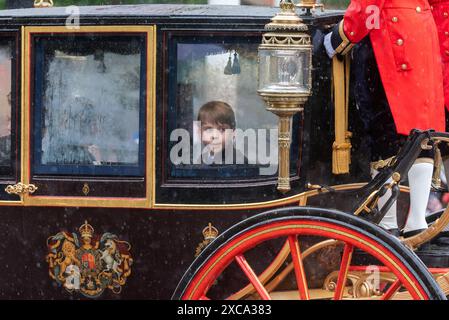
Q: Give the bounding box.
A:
[46,221,133,298]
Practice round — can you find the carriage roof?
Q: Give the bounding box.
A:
[0,4,342,23]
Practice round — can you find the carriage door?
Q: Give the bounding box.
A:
[21,26,155,208]
[0,32,22,204]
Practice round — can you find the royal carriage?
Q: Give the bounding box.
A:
[0,0,447,300]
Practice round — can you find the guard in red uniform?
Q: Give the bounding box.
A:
[429,0,449,109]
[429,0,449,245]
[324,0,445,239]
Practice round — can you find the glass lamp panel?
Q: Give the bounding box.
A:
[258,48,310,94]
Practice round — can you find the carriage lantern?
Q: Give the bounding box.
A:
[258,0,312,193]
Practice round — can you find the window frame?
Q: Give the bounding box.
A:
[153,30,304,207]
[0,31,22,204]
[22,26,156,208]
[160,30,302,188]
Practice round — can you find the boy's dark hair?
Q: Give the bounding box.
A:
[197,101,236,130]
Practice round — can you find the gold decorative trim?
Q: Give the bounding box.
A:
[153,182,411,210]
[306,183,323,190]
[335,20,353,55]
[354,189,380,216]
[202,223,218,240]
[195,223,220,258]
[153,191,309,210]
[341,43,355,55]
[338,20,350,43]
[264,1,308,32]
[354,172,400,216]
[21,26,156,209]
[296,0,324,11]
[323,270,396,298]
[262,33,312,46]
[371,156,396,171]
[82,183,90,196]
[280,0,295,11]
[0,200,23,206]
[5,182,38,195]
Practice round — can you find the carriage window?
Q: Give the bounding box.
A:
[22,26,154,207]
[33,36,145,176]
[167,37,298,182]
[0,43,12,171]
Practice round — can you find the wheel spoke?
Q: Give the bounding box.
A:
[288,235,310,300]
[381,279,401,300]
[333,243,354,300]
[234,254,271,300]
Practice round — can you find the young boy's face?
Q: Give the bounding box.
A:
[201,121,234,154]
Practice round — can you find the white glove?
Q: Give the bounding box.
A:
[324,32,336,59]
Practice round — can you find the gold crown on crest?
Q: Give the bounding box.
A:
[202,223,219,241]
[79,220,94,238]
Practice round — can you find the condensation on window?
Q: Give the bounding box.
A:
[40,48,140,166]
[0,44,11,167]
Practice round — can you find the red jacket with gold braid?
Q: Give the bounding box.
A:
[429,0,449,109]
[330,0,445,134]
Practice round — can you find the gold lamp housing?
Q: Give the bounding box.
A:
[258,0,312,193]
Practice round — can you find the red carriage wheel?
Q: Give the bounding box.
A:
[172,207,446,300]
